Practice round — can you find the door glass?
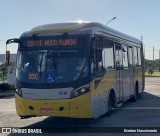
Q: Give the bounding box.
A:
[128,47,133,67]
[115,44,122,69]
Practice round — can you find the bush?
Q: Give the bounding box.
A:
[148,67,154,76]
[0,83,15,92]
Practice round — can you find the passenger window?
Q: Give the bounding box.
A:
[134,47,138,66]
[138,48,141,66]
[115,44,123,69]
[123,45,128,68]
[128,47,133,67]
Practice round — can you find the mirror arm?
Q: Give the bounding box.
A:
[6,38,19,45]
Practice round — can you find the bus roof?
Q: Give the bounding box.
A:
[22,21,141,45]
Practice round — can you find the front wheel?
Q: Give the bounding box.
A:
[106,93,115,116]
[20,115,36,119]
[131,83,138,102]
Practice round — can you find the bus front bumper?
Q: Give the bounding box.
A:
[15,93,93,118]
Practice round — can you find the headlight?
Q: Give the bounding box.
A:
[15,88,22,97]
[71,84,89,98]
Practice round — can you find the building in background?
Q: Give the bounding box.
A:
[0,54,16,85]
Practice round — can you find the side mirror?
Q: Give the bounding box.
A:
[5,38,19,66]
[5,51,10,66]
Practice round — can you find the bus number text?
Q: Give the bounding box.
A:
[28,73,39,80]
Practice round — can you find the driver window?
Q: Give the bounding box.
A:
[93,38,104,76]
[22,52,36,72]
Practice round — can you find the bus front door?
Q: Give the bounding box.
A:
[128,47,134,97]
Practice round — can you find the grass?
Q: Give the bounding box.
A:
[145,70,160,77]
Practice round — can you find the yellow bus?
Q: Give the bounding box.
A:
[6,21,144,119]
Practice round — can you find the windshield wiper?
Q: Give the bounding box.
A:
[74,58,86,81]
[50,52,60,76]
[39,53,44,78]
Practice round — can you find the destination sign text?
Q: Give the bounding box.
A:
[27,39,77,47]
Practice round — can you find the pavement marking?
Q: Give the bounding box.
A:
[119,107,160,110]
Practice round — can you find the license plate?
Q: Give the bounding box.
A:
[40,108,53,113]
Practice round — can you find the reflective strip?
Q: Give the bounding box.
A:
[22,88,73,100]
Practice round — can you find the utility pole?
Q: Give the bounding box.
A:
[153,46,154,61]
[106,17,116,26]
[141,36,144,59]
[159,50,160,72]
[153,46,154,69]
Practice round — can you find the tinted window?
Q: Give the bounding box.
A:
[128,47,133,67]
[95,49,103,72]
[115,44,123,69]
[16,49,89,84]
[123,46,128,68]
[138,48,141,66]
[134,47,138,66]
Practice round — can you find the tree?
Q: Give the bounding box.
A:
[0,65,8,83]
[148,66,154,76]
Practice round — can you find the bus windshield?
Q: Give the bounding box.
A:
[16,49,89,84]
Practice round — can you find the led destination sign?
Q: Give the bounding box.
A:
[26,38,77,47]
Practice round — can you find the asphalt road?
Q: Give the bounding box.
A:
[0,77,160,136]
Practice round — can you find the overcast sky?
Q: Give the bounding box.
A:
[0,0,160,60]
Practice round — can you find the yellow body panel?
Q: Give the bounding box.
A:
[15,92,93,118]
[70,92,93,118]
[134,67,142,81]
[91,71,116,96]
[15,94,70,116]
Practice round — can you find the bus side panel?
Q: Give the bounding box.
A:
[122,68,131,101]
[15,94,27,116]
[91,70,116,118]
[135,67,143,93]
[134,66,143,93]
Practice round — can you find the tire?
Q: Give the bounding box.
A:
[20,116,28,119]
[106,93,115,116]
[131,83,138,102]
[20,115,35,119]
